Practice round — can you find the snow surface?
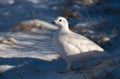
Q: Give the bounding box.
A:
[0,0,120,79]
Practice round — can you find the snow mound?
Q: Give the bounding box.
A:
[11,19,58,33]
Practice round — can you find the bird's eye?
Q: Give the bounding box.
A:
[59,19,62,22]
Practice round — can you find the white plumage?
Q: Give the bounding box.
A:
[52,17,110,71]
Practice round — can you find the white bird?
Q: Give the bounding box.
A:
[52,17,110,71]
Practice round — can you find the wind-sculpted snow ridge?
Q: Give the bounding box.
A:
[11,19,58,33]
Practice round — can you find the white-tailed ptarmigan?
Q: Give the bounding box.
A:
[52,16,111,71]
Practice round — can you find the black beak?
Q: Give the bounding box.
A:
[52,21,55,24]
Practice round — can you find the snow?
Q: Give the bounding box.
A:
[0,0,14,4]
[0,0,120,79]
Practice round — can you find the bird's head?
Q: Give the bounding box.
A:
[53,17,69,29]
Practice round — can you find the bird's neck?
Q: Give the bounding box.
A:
[60,26,70,33]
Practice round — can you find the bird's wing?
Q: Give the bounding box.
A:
[59,32,104,55]
[73,33,104,51]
